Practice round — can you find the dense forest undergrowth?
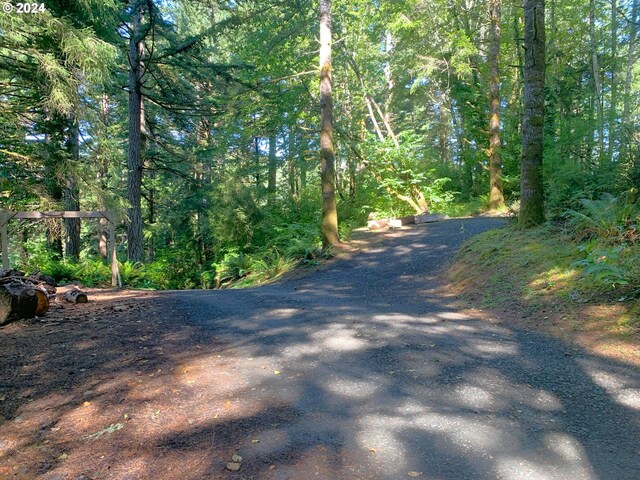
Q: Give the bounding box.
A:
[10,192,487,290]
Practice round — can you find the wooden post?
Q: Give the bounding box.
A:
[1,213,8,269]
[104,213,121,288]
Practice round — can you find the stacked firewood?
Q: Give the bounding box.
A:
[0,269,56,325]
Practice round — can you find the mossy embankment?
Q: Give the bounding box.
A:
[448,223,640,365]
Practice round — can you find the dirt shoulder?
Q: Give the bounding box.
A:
[0,286,239,480]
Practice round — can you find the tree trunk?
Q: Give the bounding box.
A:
[43,132,63,258]
[267,132,277,202]
[17,228,28,264]
[97,92,110,259]
[590,0,605,163]
[195,116,213,265]
[127,2,146,263]
[288,130,300,202]
[63,114,81,260]
[319,0,339,247]
[348,155,356,197]
[519,0,546,228]
[488,0,506,211]
[299,140,307,190]
[383,31,395,131]
[254,136,262,190]
[622,0,639,164]
[608,0,618,161]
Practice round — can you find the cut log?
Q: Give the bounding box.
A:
[0,283,38,325]
[398,215,416,225]
[368,219,390,231]
[30,272,57,288]
[35,287,49,316]
[0,268,25,279]
[64,288,88,304]
[414,213,450,224]
[0,276,56,294]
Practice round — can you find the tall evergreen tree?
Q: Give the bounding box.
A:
[127,0,147,262]
[519,0,546,227]
[319,0,339,247]
[488,0,506,211]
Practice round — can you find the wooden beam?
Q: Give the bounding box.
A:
[0,211,17,228]
[0,211,121,285]
[5,211,107,220]
[104,212,122,288]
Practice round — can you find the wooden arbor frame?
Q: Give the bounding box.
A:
[0,211,121,287]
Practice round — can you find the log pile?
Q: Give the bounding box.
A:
[0,269,56,325]
[368,213,450,231]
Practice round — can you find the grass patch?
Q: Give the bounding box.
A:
[449,222,640,364]
[450,224,583,302]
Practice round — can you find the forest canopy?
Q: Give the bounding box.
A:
[0,0,638,289]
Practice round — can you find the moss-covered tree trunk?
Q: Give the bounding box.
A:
[519,0,546,228]
[319,0,339,247]
[488,0,506,211]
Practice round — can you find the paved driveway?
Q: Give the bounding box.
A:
[169,218,640,480]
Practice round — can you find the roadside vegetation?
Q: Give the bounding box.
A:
[449,191,640,364]
[15,191,488,290]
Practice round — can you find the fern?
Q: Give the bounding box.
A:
[567,192,639,243]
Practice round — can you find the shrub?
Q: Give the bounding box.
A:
[567,191,640,244]
[567,191,640,291]
[572,243,630,289]
[213,249,251,287]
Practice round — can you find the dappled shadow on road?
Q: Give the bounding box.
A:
[167,297,639,479]
[1,219,639,479]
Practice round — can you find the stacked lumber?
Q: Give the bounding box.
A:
[0,269,55,325]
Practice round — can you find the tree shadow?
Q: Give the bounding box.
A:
[1,218,639,479]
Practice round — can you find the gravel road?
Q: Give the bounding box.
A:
[169,218,640,480]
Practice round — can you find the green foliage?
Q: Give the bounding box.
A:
[565,192,639,290]
[272,223,323,261]
[3,0,639,294]
[117,261,146,288]
[361,134,456,214]
[573,244,630,288]
[544,161,603,217]
[451,222,640,349]
[440,195,489,217]
[20,253,111,287]
[213,249,251,287]
[567,192,640,244]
